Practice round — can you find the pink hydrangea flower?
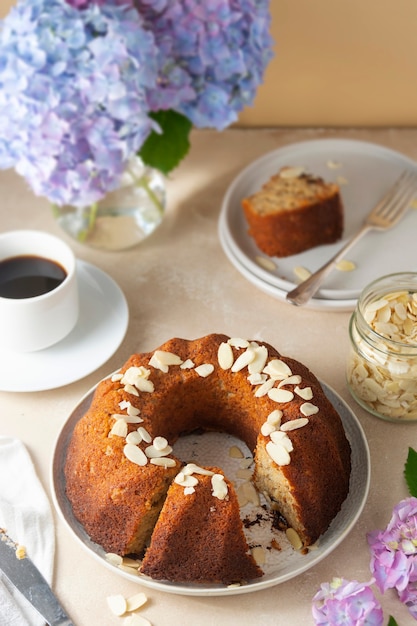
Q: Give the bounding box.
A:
[312,577,384,626]
[368,497,417,620]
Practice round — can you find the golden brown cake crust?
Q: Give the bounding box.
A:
[140,468,263,584]
[65,333,351,583]
[242,169,344,257]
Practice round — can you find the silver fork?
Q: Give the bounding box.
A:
[286,169,417,306]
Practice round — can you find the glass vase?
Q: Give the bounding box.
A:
[52,156,166,251]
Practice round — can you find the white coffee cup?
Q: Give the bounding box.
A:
[0,230,79,352]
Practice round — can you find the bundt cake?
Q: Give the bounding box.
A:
[64,333,351,584]
[241,166,344,257]
[140,465,263,584]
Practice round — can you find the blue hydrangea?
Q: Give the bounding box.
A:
[0,0,159,207]
[136,0,274,130]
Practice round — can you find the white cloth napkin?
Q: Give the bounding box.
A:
[0,436,55,626]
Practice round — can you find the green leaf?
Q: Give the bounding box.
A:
[387,617,399,626]
[404,447,417,497]
[138,109,192,175]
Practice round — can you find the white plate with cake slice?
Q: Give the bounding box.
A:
[219,138,417,308]
[51,380,370,596]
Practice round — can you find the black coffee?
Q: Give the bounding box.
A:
[0,255,67,299]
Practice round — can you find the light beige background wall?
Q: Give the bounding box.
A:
[1,0,416,126]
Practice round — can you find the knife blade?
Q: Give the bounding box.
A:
[0,529,75,626]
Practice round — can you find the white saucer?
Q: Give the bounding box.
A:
[0,261,129,392]
[219,138,417,307]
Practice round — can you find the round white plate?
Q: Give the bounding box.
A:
[51,379,370,596]
[0,261,128,392]
[219,138,417,304]
[220,228,358,312]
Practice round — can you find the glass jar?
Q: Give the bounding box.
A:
[52,156,166,251]
[346,272,417,422]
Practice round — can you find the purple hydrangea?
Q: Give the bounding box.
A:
[312,578,384,626]
[136,0,274,130]
[0,0,159,207]
[368,497,417,620]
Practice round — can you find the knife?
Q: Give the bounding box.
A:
[0,529,75,626]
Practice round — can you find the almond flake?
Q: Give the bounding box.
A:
[229,446,244,459]
[278,375,302,387]
[240,480,259,505]
[195,363,214,377]
[286,527,303,550]
[106,594,127,617]
[112,413,143,424]
[180,359,195,369]
[293,266,311,282]
[270,430,294,452]
[236,468,253,480]
[126,431,143,445]
[211,474,228,500]
[153,436,169,451]
[145,443,173,458]
[111,373,123,382]
[255,255,276,272]
[268,387,294,403]
[336,259,356,272]
[228,337,249,348]
[248,372,268,385]
[137,427,152,443]
[126,592,147,613]
[184,486,195,495]
[150,457,177,468]
[218,342,234,370]
[231,348,256,372]
[261,421,276,436]
[254,378,274,397]
[182,464,214,476]
[123,384,139,396]
[263,359,292,380]
[248,345,269,374]
[266,441,291,466]
[123,444,147,466]
[279,166,305,179]
[267,409,283,426]
[300,402,319,416]
[294,385,313,400]
[105,553,123,566]
[175,473,198,488]
[280,417,309,431]
[109,419,128,438]
[154,350,183,366]
[251,546,266,565]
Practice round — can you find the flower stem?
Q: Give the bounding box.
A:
[133,171,164,217]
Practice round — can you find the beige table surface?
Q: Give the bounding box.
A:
[1,127,417,626]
